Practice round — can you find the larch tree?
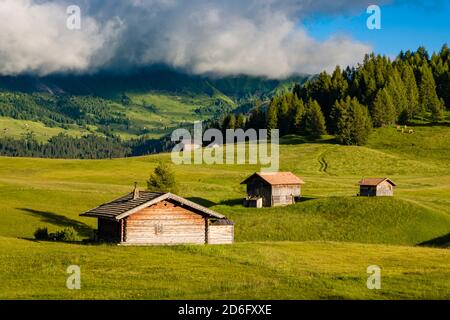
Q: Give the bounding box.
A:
[419,64,444,120]
[303,99,327,137]
[372,88,396,127]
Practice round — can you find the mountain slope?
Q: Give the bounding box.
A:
[0,67,309,141]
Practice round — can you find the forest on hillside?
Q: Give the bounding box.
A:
[0,45,448,158]
[220,44,450,146]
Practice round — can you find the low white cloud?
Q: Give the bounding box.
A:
[0,0,121,76]
[0,0,380,78]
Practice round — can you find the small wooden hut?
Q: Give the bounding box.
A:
[80,189,234,245]
[241,172,305,208]
[358,178,396,197]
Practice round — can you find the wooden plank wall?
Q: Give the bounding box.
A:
[124,200,206,245]
[271,185,300,206]
[376,181,394,196]
[208,225,234,244]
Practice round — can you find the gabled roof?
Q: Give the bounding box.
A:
[241,172,305,186]
[359,178,396,187]
[80,191,225,220]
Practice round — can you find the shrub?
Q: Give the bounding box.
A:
[33,227,80,242]
[34,227,49,240]
[50,227,79,242]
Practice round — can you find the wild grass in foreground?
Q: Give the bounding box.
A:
[0,238,448,300]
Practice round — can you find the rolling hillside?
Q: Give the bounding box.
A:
[0,125,449,299]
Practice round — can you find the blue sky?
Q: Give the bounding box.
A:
[304,1,450,58]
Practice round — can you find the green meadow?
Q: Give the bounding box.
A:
[0,125,449,299]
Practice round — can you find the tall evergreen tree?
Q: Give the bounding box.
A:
[266,98,279,132]
[418,64,444,119]
[303,99,327,137]
[386,69,408,116]
[292,97,305,134]
[372,88,396,127]
[279,95,292,135]
[401,64,420,118]
[222,114,236,130]
[236,114,246,129]
[332,97,372,146]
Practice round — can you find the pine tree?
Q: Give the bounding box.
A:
[246,100,265,130]
[147,162,178,193]
[236,114,246,129]
[419,64,444,120]
[292,98,305,134]
[266,99,279,132]
[279,96,291,135]
[303,99,326,137]
[372,88,396,127]
[431,44,450,109]
[401,64,420,118]
[330,66,349,103]
[386,68,408,116]
[333,97,372,146]
[222,114,236,130]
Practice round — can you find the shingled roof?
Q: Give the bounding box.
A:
[359,178,396,187]
[241,172,305,186]
[80,191,225,220]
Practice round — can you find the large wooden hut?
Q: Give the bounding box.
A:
[241,172,305,208]
[80,189,234,245]
[358,178,396,197]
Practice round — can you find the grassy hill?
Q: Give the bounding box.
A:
[0,125,449,299]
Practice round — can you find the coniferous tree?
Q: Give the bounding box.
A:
[303,99,326,137]
[401,64,420,118]
[147,162,178,193]
[266,99,279,132]
[222,114,236,130]
[292,98,305,134]
[386,69,408,116]
[236,114,246,129]
[333,97,372,146]
[431,44,450,109]
[279,96,292,135]
[372,88,396,127]
[419,64,445,119]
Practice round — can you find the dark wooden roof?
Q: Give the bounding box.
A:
[241,172,305,186]
[359,178,396,187]
[80,191,226,220]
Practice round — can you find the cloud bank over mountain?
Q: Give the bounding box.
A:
[0,0,383,78]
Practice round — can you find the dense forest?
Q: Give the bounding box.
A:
[219,45,450,146]
[0,133,174,159]
[0,93,130,133]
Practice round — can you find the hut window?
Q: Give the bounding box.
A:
[154,223,163,235]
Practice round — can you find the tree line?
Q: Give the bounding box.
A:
[0,133,174,159]
[219,45,449,145]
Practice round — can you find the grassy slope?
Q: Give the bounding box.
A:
[0,92,232,141]
[0,117,93,143]
[0,125,449,299]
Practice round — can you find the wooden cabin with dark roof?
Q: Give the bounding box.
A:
[80,187,234,245]
[358,178,396,197]
[241,172,305,208]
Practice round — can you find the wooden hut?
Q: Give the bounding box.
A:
[358,178,396,197]
[241,172,305,207]
[80,189,234,245]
